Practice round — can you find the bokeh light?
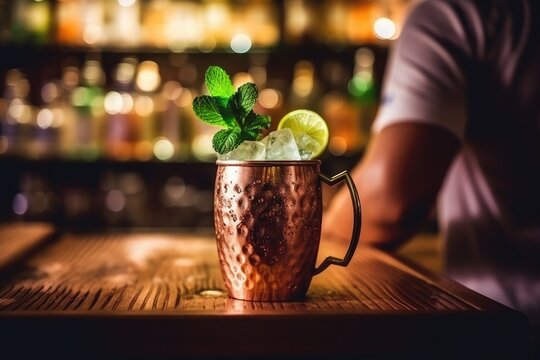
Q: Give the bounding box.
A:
[136,61,161,93]
[373,17,396,40]
[83,24,102,45]
[106,189,126,212]
[259,88,282,109]
[118,0,137,7]
[134,95,154,117]
[153,137,175,161]
[12,193,29,216]
[329,136,347,156]
[37,108,54,129]
[104,91,123,114]
[230,33,252,53]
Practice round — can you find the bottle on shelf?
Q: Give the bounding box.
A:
[10,0,52,45]
[1,69,35,158]
[104,57,138,161]
[71,58,106,160]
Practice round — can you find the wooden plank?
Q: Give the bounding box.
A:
[0,232,530,358]
[0,232,487,313]
[0,222,55,271]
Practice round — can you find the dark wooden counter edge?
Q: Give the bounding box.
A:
[0,310,529,358]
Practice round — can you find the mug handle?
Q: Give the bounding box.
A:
[313,171,362,275]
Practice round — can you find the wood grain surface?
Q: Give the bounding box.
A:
[0,227,530,358]
[0,222,54,271]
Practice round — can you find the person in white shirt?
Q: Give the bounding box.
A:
[324,0,540,344]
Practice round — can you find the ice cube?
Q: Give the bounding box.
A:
[259,136,269,148]
[265,128,301,160]
[218,140,266,161]
[296,133,320,160]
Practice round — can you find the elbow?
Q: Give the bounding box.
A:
[358,174,431,250]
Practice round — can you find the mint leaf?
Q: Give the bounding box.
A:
[228,83,258,125]
[192,95,237,128]
[192,66,272,154]
[242,112,270,140]
[244,112,271,132]
[212,128,242,154]
[205,66,234,98]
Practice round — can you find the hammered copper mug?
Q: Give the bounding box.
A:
[214,160,361,301]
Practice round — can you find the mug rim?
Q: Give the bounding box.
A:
[216,160,321,166]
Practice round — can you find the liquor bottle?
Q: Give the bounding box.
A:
[1,69,34,157]
[104,57,138,161]
[10,0,51,45]
[320,60,364,157]
[71,59,105,160]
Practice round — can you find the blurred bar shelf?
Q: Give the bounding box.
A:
[0,226,529,358]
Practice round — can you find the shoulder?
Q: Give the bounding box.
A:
[405,0,531,56]
[402,0,485,57]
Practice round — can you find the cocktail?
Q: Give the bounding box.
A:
[193,66,361,301]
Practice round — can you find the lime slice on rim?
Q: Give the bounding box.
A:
[277,109,329,159]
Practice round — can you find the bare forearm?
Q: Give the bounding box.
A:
[323,123,460,251]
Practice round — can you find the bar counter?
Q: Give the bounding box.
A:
[0,223,530,359]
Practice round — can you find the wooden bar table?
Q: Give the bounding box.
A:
[0,224,530,359]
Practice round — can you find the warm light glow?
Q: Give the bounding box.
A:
[83,24,102,45]
[205,3,228,28]
[115,60,136,85]
[104,91,123,114]
[249,65,267,86]
[293,75,313,97]
[37,108,54,129]
[112,143,132,161]
[373,17,396,40]
[120,93,134,114]
[8,99,32,124]
[329,136,348,156]
[134,141,153,161]
[41,82,59,103]
[136,61,161,93]
[82,61,102,85]
[8,99,24,120]
[52,109,65,127]
[164,3,202,52]
[259,88,282,109]
[62,66,80,88]
[134,95,154,117]
[230,33,252,53]
[198,36,217,53]
[192,133,215,161]
[286,0,310,37]
[153,137,175,161]
[162,81,182,101]
[356,47,374,68]
[293,61,315,97]
[175,88,193,108]
[232,72,254,88]
[118,0,136,7]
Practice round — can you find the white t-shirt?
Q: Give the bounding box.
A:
[373,0,540,325]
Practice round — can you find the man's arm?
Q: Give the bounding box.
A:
[323,122,460,251]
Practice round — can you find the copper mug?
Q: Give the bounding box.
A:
[214,160,361,301]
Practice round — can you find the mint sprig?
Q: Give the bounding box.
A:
[192,66,271,154]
